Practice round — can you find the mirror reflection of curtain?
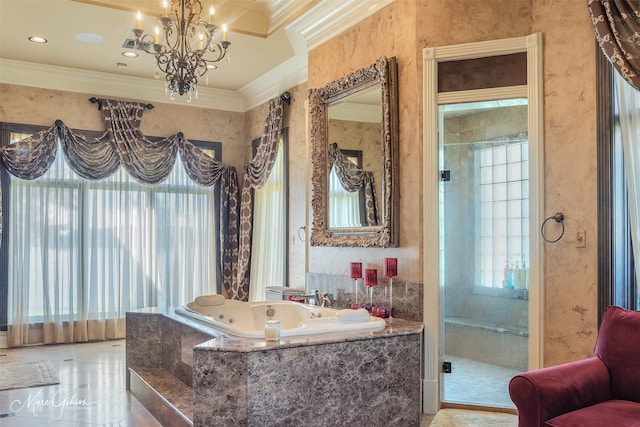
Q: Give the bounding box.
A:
[237,96,284,301]
[328,142,379,226]
[249,139,285,301]
[330,163,362,227]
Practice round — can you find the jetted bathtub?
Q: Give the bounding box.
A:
[175,295,386,338]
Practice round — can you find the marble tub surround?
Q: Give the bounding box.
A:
[194,322,422,427]
[127,307,423,427]
[126,309,219,426]
[306,272,423,321]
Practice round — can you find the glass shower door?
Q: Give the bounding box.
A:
[439,100,529,409]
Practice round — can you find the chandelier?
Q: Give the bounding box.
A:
[131,0,231,101]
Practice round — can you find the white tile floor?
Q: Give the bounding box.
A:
[443,355,518,409]
[0,340,160,426]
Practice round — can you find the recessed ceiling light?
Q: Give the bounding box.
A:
[75,33,103,43]
[122,51,138,58]
[28,36,47,44]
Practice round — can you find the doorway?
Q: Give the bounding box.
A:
[439,100,529,408]
[422,34,544,413]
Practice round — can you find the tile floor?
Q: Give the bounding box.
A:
[443,355,518,409]
[0,340,160,426]
[0,341,513,426]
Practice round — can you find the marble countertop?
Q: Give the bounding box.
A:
[127,306,423,353]
[195,317,423,352]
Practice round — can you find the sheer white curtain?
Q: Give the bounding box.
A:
[329,166,361,227]
[249,140,284,302]
[615,72,640,285]
[7,135,216,346]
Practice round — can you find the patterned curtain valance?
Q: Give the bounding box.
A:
[329,142,379,226]
[589,0,640,91]
[0,99,240,297]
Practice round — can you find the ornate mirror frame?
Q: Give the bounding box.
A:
[309,56,399,247]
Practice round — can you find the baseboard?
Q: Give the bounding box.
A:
[0,331,7,349]
[422,378,439,414]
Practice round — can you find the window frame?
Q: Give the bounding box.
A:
[596,47,638,323]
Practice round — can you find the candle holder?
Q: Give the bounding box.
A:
[384,258,397,318]
[350,262,362,305]
[364,268,378,308]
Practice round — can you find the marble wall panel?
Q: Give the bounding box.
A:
[306,272,423,322]
[161,317,216,388]
[193,333,421,426]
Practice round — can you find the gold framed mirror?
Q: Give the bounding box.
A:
[309,56,399,247]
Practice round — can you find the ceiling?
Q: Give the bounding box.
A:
[0,0,393,111]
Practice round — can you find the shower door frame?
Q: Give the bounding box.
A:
[421,34,544,413]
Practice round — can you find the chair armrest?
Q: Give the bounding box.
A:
[509,357,612,427]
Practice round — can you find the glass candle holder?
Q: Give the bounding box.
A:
[384,258,397,318]
[351,262,362,304]
[364,268,377,307]
[264,320,281,341]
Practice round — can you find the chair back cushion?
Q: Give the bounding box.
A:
[594,306,640,402]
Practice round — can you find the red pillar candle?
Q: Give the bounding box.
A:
[350,262,362,279]
[384,257,398,277]
[364,268,378,287]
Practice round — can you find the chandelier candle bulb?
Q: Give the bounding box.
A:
[223,23,228,41]
[136,11,142,30]
[208,6,214,24]
[163,1,168,17]
[154,26,159,44]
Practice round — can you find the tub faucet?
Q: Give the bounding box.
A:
[316,290,334,308]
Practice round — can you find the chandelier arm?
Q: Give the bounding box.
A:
[132,0,230,98]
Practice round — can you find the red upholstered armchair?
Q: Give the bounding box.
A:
[509,306,640,427]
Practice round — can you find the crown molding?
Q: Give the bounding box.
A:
[0,59,245,112]
[289,0,394,51]
[239,54,308,111]
[0,1,393,112]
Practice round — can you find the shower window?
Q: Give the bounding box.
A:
[477,140,529,288]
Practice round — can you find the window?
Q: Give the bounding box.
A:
[597,54,638,317]
[477,140,529,288]
[0,123,220,334]
[248,130,288,301]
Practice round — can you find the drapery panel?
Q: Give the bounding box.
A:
[0,98,240,296]
[588,0,640,91]
[249,140,285,302]
[329,142,379,226]
[236,96,284,301]
[614,72,640,293]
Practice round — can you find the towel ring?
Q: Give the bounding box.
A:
[298,226,307,242]
[541,212,565,243]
